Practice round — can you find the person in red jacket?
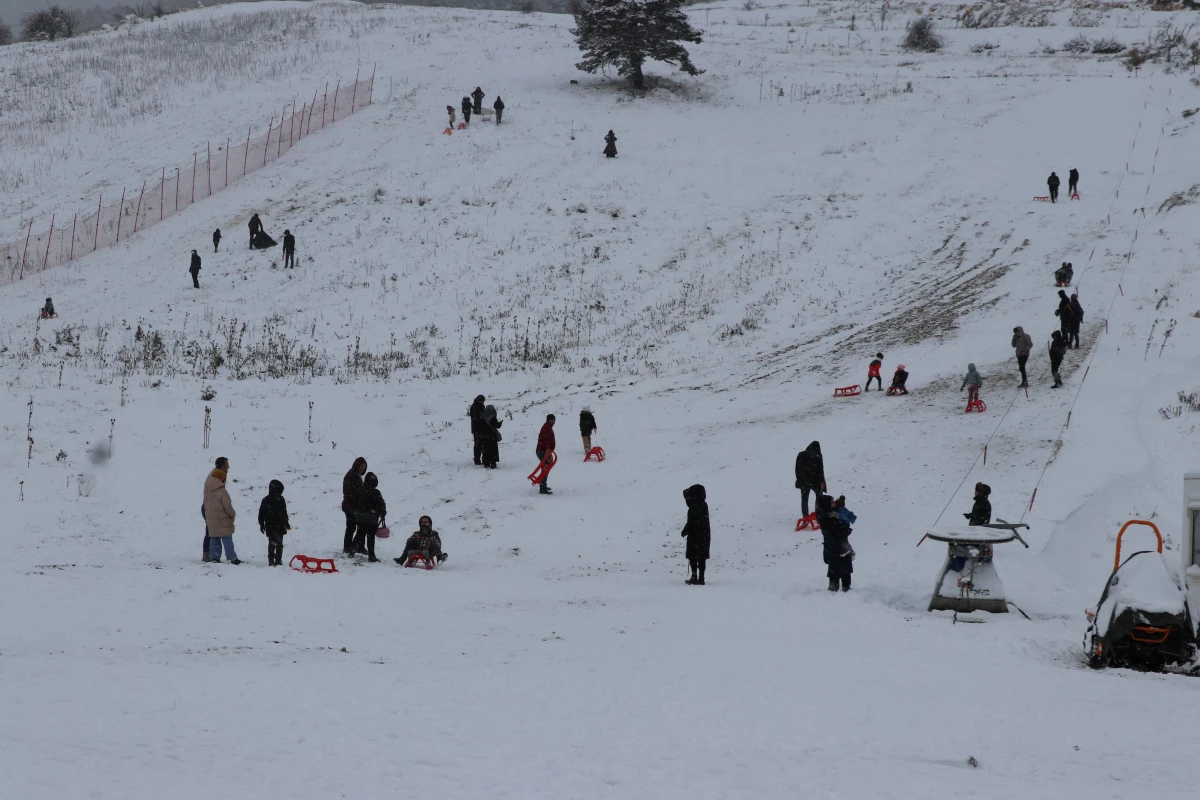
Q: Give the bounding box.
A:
[535,414,556,495]
[865,352,883,391]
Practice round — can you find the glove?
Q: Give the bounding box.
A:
[963,513,970,520]
[437,553,448,564]
[795,480,801,489]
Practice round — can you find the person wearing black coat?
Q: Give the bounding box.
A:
[480,404,503,469]
[1068,168,1079,197]
[681,484,710,585]
[189,250,201,288]
[964,482,991,526]
[1068,294,1083,349]
[354,472,386,562]
[472,87,485,115]
[461,97,472,126]
[282,230,296,269]
[579,406,597,453]
[213,228,221,252]
[794,441,826,518]
[468,395,486,465]
[603,130,617,158]
[248,214,262,248]
[817,494,853,591]
[493,96,504,124]
[1047,172,1060,203]
[1049,330,1067,388]
[258,479,291,566]
[1056,289,1075,342]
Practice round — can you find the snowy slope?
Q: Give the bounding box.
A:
[3,1,1200,798]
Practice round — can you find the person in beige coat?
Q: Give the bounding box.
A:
[203,457,241,564]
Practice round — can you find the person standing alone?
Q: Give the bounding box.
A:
[212,228,221,252]
[681,484,710,585]
[579,406,597,453]
[493,96,504,125]
[282,229,296,269]
[1011,326,1033,388]
[258,479,291,566]
[342,457,367,555]
[189,250,202,288]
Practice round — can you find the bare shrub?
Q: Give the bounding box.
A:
[1091,37,1126,55]
[0,19,12,46]
[21,6,76,41]
[901,16,942,53]
[1063,34,1091,54]
[1123,46,1150,73]
[969,41,999,53]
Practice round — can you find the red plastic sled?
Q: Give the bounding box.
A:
[290,554,338,573]
[1070,192,1081,201]
[795,513,819,531]
[404,553,436,570]
[457,122,467,130]
[528,450,558,484]
[834,385,861,397]
[443,127,453,135]
[965,399,987,413]
[885,386,908,396]
[584,446,606,463]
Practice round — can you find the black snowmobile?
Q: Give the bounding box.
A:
[1085,520,1198,671]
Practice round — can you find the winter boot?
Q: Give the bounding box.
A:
[828,578,839,592]
[230,559,242,565]
[540,486,553,495]
[203,553,211,563]
[841,576,852,592]
[685,577,696,585]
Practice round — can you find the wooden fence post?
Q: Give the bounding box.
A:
[132,181,146,234]
[160,167,165,221]
[350,68,359,113]
[243,126,251,177]
[331,79,341,123]
[114,188,126,243]
[41,214,55,271]
[93,195,102,252]
[68,213,77,262]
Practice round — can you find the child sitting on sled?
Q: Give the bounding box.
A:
[394,515,448,565]
[886,365,908,395]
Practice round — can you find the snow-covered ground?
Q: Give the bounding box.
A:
[3,1,1200,797]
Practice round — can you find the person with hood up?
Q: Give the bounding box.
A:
[817,494,853,592]
[1011,326,1033,388]
[1049,330,1067,388]
[395,515,447,565]
[248,214,262,249]
[41,297,55,318]
[1056,290,1075,343]
[493,96,504,124]
[258,479,291,566]
[354,472,386,562]
[480,404,503,469]
[603,130,618,158]
[961,363,983,405]
[472,86,485,114]
[535,414,556,495]
[1047,172,1060,203]
[282,230,296,269]
[887,364,908,395]
[1068,294,1084,349]
[212,228,221,252]
[469,395,487,465]
[681,484,710,585]
[865,352,884,391]
[461,96,472,126]
[342,457,368,555]
[189,250,202,288]
[964,482,991,526]
[1068,168,1079,197]
[1054,262,1073,287]
[794,441,826,518]
[204,458,240,564]
[579,406,597,453]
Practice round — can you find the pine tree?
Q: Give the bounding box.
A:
[572,0,704,90]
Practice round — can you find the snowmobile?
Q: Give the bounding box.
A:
[1085,520,1198,671]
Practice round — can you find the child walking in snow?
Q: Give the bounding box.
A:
[960,363,983,404]
[865,353,884,391]
[258,479,291,566]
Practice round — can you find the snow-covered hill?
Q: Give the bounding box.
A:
[3,1,1200,797]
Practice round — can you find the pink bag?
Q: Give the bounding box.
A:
[375,526,390,539]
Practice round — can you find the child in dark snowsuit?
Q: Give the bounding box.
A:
[817,494,853,591]
[964,482,991,526]
[480,404,502,469]
[865,352,883,391]
[41,298,56,318]
[213,229,221,252]
[603,131,617,158]
[257,479,291,566]
[887,365,908,395]
[681,484,710,585]
[354,472,386,562]
[1054,262,1073,287]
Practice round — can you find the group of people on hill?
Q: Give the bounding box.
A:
[449,87,504,129]
[1046,168,1080,203]
[197,454,446,568]
[187,214,296,288]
